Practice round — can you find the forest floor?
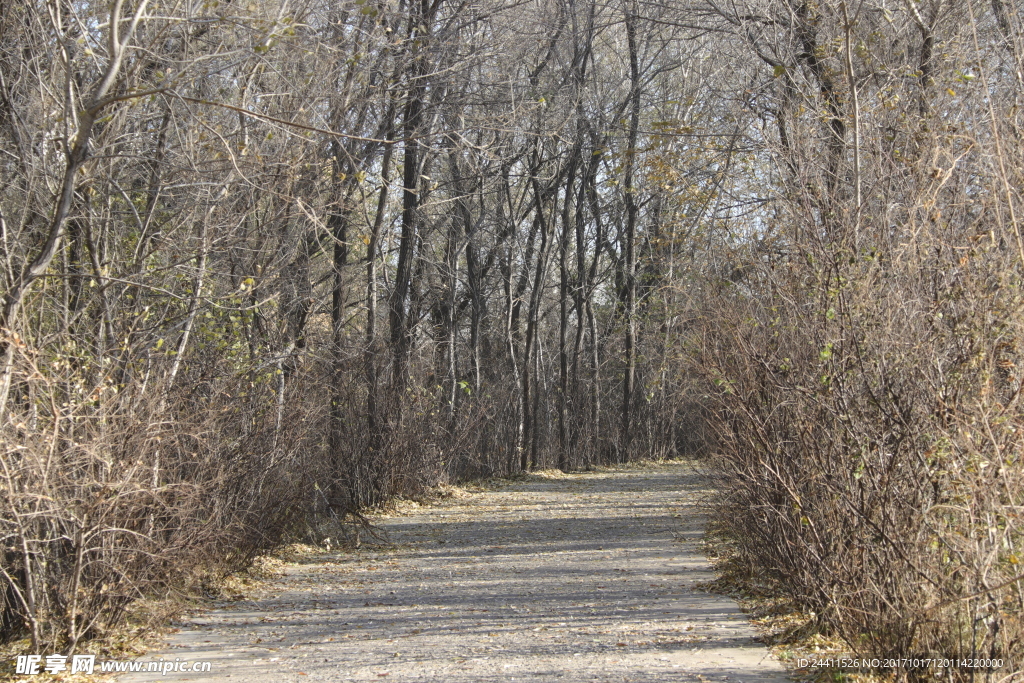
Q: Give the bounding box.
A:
[119,460,792,682]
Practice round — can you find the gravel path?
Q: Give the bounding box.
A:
[122,461,791,682]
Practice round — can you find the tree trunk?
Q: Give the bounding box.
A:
[620,0,641,463]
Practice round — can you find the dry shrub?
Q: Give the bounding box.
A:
[0,343,323,653]
[694,189,1024,680]
[682,4,1024,677]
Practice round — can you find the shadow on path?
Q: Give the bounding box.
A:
[121,462,791,683]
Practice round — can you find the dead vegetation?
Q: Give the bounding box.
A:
[700,519,889,683]
[687,3,1024,679]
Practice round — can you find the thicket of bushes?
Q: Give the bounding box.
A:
[689,2,1024,676]
[699,237,1024,671]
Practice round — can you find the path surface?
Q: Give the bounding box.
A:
[123,462,790,682]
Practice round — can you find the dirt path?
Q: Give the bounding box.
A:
[122,461,791,682]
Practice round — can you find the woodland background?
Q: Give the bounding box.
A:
[1,0,1022,678]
